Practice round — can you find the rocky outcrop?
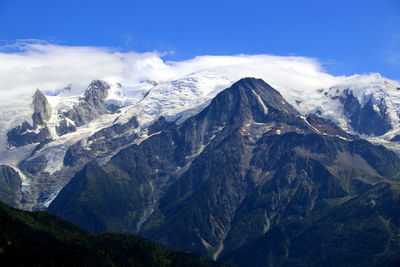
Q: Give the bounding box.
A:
[20,155,48,177]
[56,80,117,136]
[63,116,139,168]
[7,122,51,147]
[337,89,392,136]
[32,89,52,125]
[56,119,77,136]
[83,80,110,107]
[7,89,52,147]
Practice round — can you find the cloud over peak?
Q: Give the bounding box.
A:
[0,40,339,99]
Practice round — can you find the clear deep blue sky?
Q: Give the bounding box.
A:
[0,0,399,79]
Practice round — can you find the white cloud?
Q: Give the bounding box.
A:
[0,40,339,100]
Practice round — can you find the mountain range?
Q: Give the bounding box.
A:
[1,71,400,266]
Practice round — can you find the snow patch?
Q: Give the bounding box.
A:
[300,116,321,133]
[9,165,30,191]
[43,188,62,208]
[251,89,269,114]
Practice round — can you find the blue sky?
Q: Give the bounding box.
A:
[0,0,399,79]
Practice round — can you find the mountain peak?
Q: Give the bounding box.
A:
[33,88,45,97]
[232,77,277,95]
[234,77,266,84]
[229,77,299,117]
[32,88,52,125]
[83,80,111,106]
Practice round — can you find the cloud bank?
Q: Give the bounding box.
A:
[0,41,339,100]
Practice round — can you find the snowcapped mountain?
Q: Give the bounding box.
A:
[0,70,399,210]
[2,73,400,267]
[46,78,400,265]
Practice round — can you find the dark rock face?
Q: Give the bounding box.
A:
[63,116,139,168]
[55,119,76,136]
[48,161,133,233]
[148,116,175,134]
[391,134,400,142]
[338,89,392,136]
[63,143,92,167]
[7,89,52,147]
[305,114,354,139]
[221,183,400,267]
[7,122,52,147]
[48,78,400,266]
[56,80,118,136]
[32,89,52,126]
[20,155,48,177]
[0,165,22,207]
[83,80,110,106]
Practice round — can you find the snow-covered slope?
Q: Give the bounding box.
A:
[276,73,400,139]
[115,71,232,126]
[0,72,235,209]
[0,70,399,210]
